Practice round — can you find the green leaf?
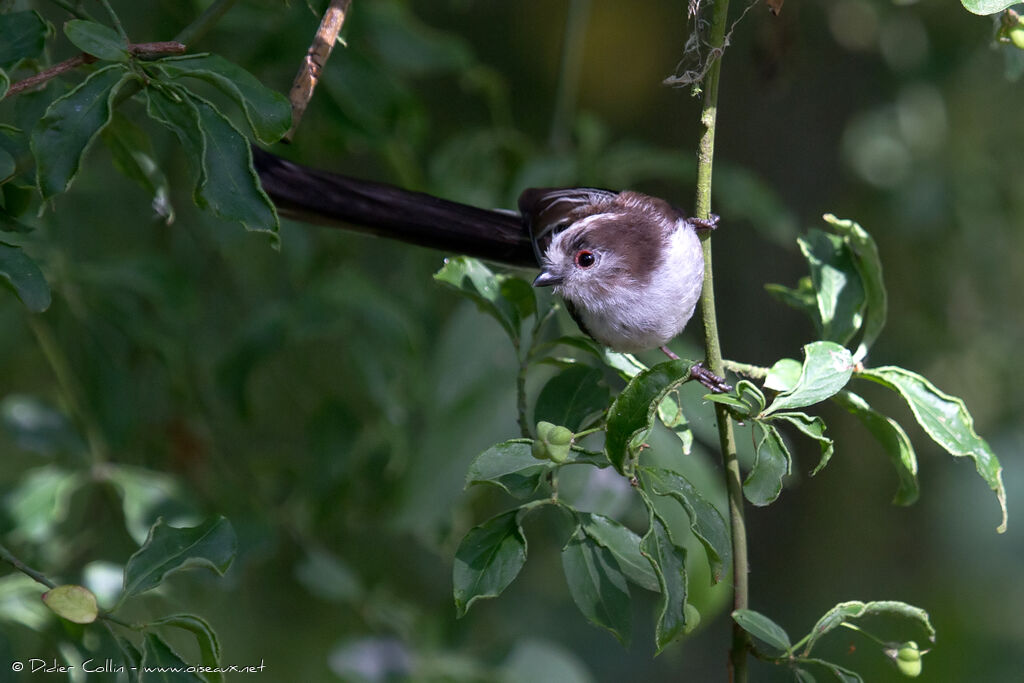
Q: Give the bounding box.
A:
[145,85,205,187]
[763,342,853,416]
[434,257,525,343]
[579,512,659,592]
[0,241,50,311]
[1,394,83,456]
[63,20,129,62]
[745,422,790,506]
[638,498,689,652]
[41,585,98,624]
[152,53,291,144]
[189,93,278,234]
[961,0,1017,14]
[32,64,134,198]
[800,600,935,656]
[605,358,700,475]
[657,390,693,455]
[453,509,527,617]
[769,412,834,475]
[561,529,631,645]
[113,633,142,683]
[120,517,237,603]
[466,439,550,499]
[101,113,174,224]
[764,276,816,322]
[764,357,801,392]
[803,659,864,682]
[642,467,730,583]
[105,465,195,545]
[140,632,205,682]
[3,466,81,543]
[0,11,50,68]
[731,609,792,653]
[500,639,594,683]
[705,380,766,420]
[832,390,918,505]
[0,145,13,181]
[150,613,223,683]
[823,214,887,362]
[858,367,1007,533]
[798,229,865,345]
[534,365,610,431]
[794,668,817,683]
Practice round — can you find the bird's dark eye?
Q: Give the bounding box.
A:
[574,250,596,268]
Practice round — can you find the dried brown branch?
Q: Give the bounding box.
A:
[5,42,186,98]
[284,0,353,142]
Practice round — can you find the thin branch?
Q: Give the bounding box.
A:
[549,0,591,150]
[5,42,185,98]
[285,0,353,142]
[6,54,95,97]
[690,0,749,681]
[0,543,58,589]
[96,0,129,42]
[173,0,241,47]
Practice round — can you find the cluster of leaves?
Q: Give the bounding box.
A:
[442,212,1006,676]
[0,9,290,314]
[6,513,237,681]
[733,602,934,681]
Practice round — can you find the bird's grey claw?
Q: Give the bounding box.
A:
[690,362,732,393]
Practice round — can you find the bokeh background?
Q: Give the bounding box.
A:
[1,0,1022,681]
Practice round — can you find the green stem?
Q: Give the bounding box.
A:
[97,0,129,41]
[516,350,531,438]
[46,0,92,19]
[691,1,747,681]
[723,359,769,379]
[173,0,241,47]
[0,543,57,589]
[27,317,109,463]
[549,0,591,150]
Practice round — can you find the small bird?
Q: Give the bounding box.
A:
[521,187,730,392]
[251,149,729,390]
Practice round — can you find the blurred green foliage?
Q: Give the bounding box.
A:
[1,0,1022,681]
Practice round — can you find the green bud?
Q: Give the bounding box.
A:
[536,421,556,442]
[532,439,548,460]
[547,425,573,446]
[895,641,922,678]
[532,421,574,462]
[1010,25,1024,50]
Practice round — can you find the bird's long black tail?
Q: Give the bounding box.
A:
[251,147,538,268]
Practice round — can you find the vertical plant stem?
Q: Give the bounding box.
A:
[173,0,241,47]
[27,317,110,464]
[516,351,531,438]
[549,0,591,150]
[691,1,749,681]
[97,0,129,41]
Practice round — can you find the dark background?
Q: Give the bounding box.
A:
[1,0,1021,681]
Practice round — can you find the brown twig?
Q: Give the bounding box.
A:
[4,42,186,98]
[284,0,353,142]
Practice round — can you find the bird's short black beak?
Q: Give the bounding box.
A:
[533,270,564,287]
